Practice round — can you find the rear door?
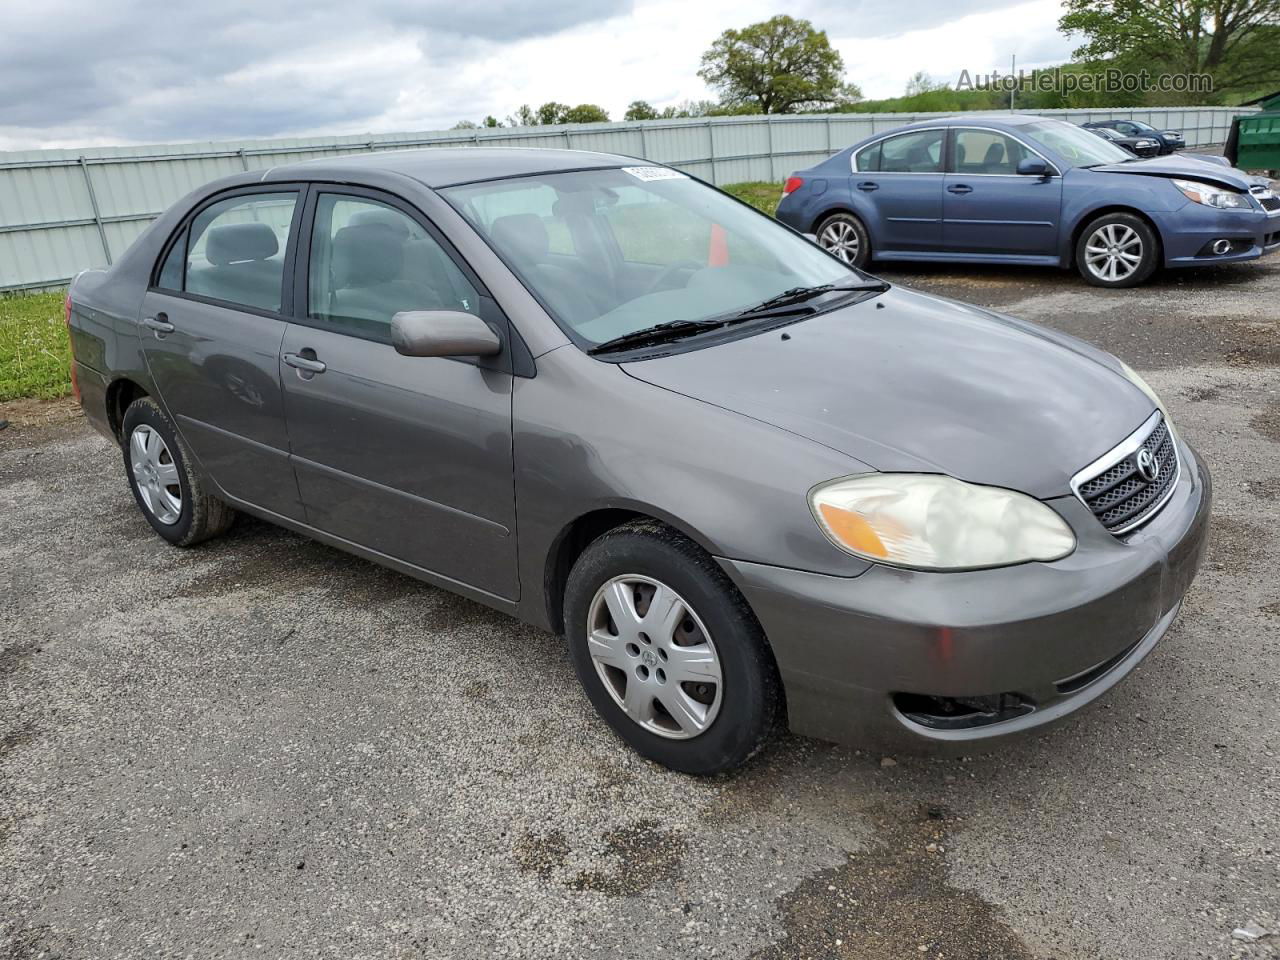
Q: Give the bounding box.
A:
[279,187,518,599]
[941,128,1062,256]
[850,129,945,252]
[139,187,305,520]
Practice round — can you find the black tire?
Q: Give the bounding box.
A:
[814,211,871,268]
[1075,212,1160,288]
[121,396,235,547]
[564,520,781,775]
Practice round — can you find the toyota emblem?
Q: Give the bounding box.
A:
[1136,448,1160,482]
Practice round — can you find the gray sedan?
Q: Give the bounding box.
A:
[66,148,1210,774]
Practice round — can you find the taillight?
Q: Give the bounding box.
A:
[64,292,81,403]
[782,176,805,195]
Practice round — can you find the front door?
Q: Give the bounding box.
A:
[852,128,946,252]
[139,188,305,520]
[279,189,518,600]
[941,128,1062,255]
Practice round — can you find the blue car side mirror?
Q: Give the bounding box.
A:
[1017,157,1050,177]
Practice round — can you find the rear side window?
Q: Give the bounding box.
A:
[854,141,882,172]
[156,229,186,290]
[179,192,298,312]
[878,131,945,173]
[307,194,479,342]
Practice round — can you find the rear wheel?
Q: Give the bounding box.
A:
[1076,213,1159,288]
[121,397,235,546]
[564,521,780,775]
[815,212,870,268]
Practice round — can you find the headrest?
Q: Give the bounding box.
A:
[205,222,278,266]
[983,141,1005,165]
[348,208,411,238]
[490,213,549,263]
[332,224,404,288]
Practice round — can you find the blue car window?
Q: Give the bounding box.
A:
[878,131,944,173]
[854,141,882,172]
[953,129,1029,175]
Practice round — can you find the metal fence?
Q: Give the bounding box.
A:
[0,105,1258,293]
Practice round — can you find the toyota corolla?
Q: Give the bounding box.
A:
[66,147,1210,774]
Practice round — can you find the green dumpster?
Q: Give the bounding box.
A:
[1236,111,1280,173]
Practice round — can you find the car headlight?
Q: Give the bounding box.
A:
[1173,178,1249,209]
[809,474,1075,571]
[1118,360,1176,436]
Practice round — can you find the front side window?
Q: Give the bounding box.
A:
[307,194,479,342]
[877,130,945,173]
[952,129,1031,175]
[183,192,297,312]
[442,168,857,348]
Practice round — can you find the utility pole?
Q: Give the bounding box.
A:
[1010,54,1016,111]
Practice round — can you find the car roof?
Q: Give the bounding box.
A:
[266,147,641,189]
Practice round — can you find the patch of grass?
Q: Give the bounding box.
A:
[721,181,784,216]
[0,291,72,402]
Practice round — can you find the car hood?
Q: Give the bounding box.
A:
[620,287,1154,499]
[1087,154,1257,190]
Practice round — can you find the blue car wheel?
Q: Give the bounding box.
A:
[815,212,870,268]
[1075,212,1160,288]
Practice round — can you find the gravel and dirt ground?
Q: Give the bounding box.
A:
[2,252,1278,959]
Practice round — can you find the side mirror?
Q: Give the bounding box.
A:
[1016,157,1050,177]
[391,310,501,358]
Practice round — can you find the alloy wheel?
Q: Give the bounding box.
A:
[586,574,723,739]
[129,425,182,525]
[819,219,860,263]
[1084,223,1143,283]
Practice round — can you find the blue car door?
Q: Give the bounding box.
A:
[852,129,945,252]
[942,128,1063,256]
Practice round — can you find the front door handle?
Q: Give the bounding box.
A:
[856,181,879,191]
[284,352,327,375]
[141,314,175,336]
[947,184,974,194]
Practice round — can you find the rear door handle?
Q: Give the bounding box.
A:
[283,352,327,374]
[947,184,973,194]
[856,181,879,191]
[141,314,175,336]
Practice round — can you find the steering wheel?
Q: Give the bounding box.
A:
[643,259,704,296]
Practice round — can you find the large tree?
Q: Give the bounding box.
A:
[697,15,861,113]
[624,100,659,121]
[1060,0,1280,94]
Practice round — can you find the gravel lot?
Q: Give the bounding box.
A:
[3,251,1279,959]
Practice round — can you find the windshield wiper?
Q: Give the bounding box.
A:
[587,280,892,356]
[733,280,890,319]
[588,318,730,355]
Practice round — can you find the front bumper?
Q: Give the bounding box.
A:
[1161,201,1280,267]
[719,441,1211,750]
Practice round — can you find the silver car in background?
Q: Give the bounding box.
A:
[66,148,1210,774]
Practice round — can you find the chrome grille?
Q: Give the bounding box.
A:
[1251,185,1279,212]
[1072,413,1180,535]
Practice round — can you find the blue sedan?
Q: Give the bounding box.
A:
[775,115,1280,287]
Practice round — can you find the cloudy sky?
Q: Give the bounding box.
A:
[0,0,1075,151]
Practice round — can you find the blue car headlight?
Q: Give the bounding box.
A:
[1173,178,1250,210]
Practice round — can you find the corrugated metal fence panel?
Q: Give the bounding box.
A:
[0,106,1260,292]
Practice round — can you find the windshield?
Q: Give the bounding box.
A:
[1127,120,1158,133]
[441,167,858,347]
[1024,120,1132,167]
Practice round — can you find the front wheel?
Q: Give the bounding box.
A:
[564,521,780,775]
[815,212,871,268]
[1076,213,1159,288]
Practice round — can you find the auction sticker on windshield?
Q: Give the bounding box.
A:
[622,166,688,181]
